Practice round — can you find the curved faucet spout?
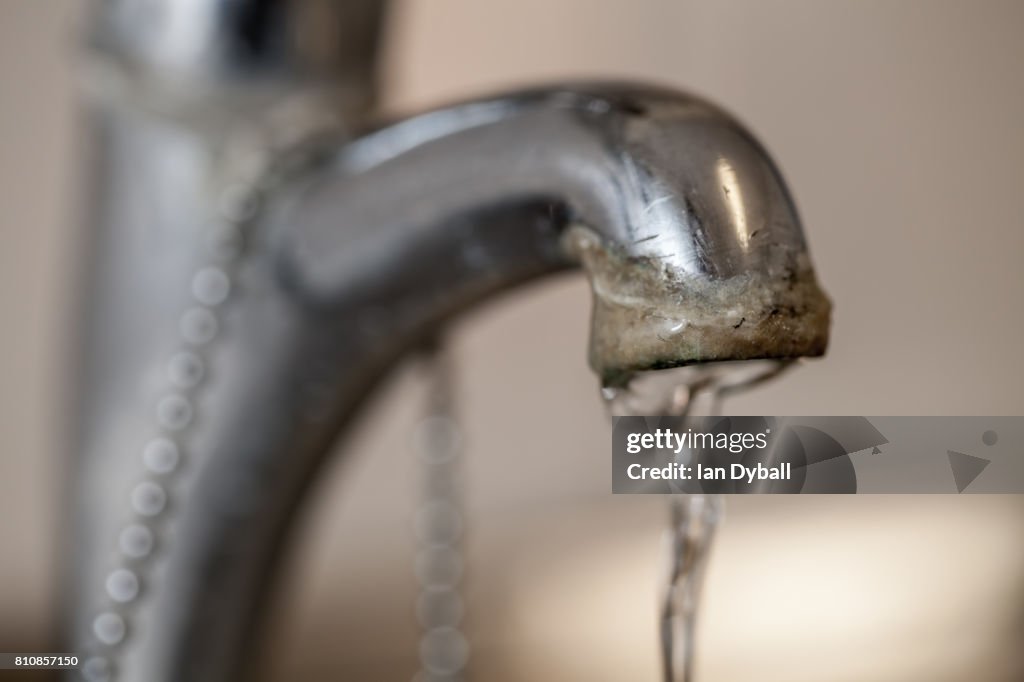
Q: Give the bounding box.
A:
[68,82,829,682]
[270,84,831,385]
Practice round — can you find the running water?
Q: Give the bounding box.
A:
[414,346,470,682]
[411,349,790,682]
[604,361,793,682]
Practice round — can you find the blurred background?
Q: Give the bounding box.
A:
[1,0,1023,680]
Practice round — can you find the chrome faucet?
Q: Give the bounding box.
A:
[67,1,830,680]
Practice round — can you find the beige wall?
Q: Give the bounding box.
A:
[0,0,79,653]
[1,1,1023,680]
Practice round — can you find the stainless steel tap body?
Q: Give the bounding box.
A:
[67,2,829,681]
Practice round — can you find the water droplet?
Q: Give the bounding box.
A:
[156,394,192,431]
[142,438,179,474]
[419,627,469,675]
[416,589,463,628]
[81,656,112,682]
[415,547,463,588]
[180,308,218,345]
[92,612,126,646]
[167,352,204,389]
[131,482,167,517]
[413,416,461,463]
[414,501,462,545]
[118,524,154,558]
[191,267,230,306]
[105,569,139,603]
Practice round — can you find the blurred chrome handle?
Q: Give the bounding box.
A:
[68,3,388,681]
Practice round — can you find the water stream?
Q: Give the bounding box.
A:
[414,347,469,682]
[605,360,792,682]
[412,351,791,682]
